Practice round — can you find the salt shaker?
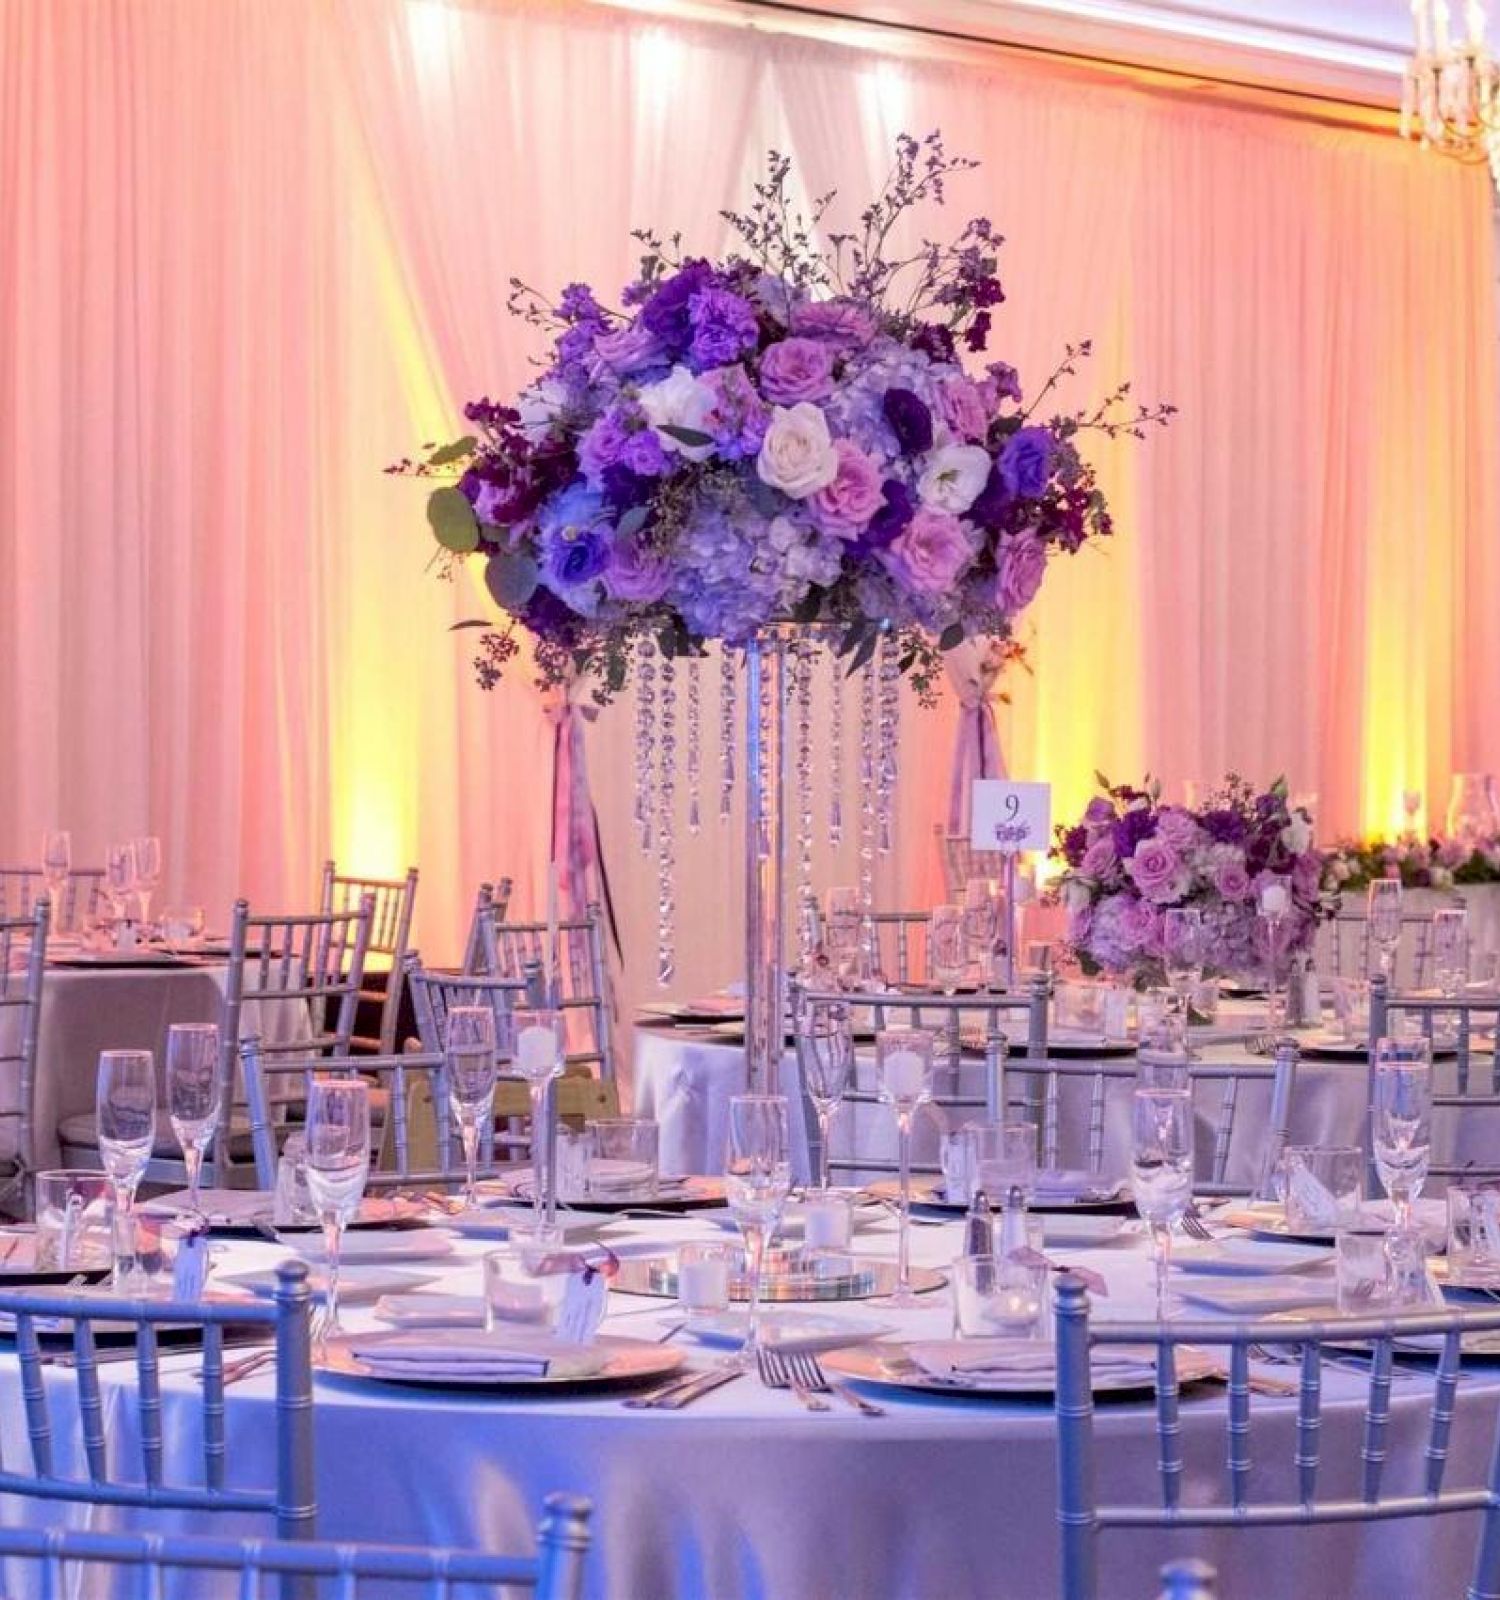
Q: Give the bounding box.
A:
[963,1188,994,1258]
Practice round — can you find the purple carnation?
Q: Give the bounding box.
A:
[688,288,760,369]
[1000,426,1055,499]
[1201,809,1249,847]
[640,260,715,351]
[883,388,933,456]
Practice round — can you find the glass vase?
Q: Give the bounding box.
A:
[743,629,789,1096]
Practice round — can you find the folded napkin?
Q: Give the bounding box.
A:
[906,1338,1154,1383]
[1034,1170,1123,1203]
[348,1329,607,1380]
[373,1294,485,1330]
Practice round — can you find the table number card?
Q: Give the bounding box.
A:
[970,781,1052,854]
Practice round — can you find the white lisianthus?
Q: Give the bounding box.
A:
[756,403,839,499]
[1280,815,1313,855]
[638,365,717,461]
[515,377,570,440]
[916,444,992,514]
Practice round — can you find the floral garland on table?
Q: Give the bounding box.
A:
[1321,833,1500,893]
[1050,776,1338,988]
[393,134,1173,699]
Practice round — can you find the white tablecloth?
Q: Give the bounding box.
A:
[1,1211,1497,1599]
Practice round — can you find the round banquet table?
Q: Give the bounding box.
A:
[2,1209,1499,1599]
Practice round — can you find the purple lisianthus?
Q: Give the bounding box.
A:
[758,338,835,405]
[995,533,1047,616]
[688,287,760,369]
[604,537,672,603]
[522,583,584,645]
[809,439,885,537]
[968,461,1011,529]
[598,464,653,511]
[546,526,611,588]
[790,298,876,348]
[640,260,716,351]
[1124,838,1191,904]
[882,507,975,594]
[1084,798,1117,826]
[859,479,915,550]
[1000,426,1055,499]
[883,388,934,456]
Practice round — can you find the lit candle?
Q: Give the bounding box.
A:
[676,1253,729,1311]
[517,1023,559,1078]
[802,1194,851,1251]
[1259,881,1290,918]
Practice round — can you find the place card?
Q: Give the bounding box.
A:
[971,781,1051,854]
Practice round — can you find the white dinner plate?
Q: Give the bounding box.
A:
[683,1310,896,1354]
[823,1342,1219,1398]
[1176,1278,1339,1316]
[316,1331,686,1392]
[373,1293,485,1329]
[221,1265,441,1306]
[1171,1238,1333,1276]
[1041,1214,1129,1249]
[285,1230,455,1266]
[442,1208,612,1243]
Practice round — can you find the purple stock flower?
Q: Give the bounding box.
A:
[1000,427,1055,499]
[883,388,933,455]
[688,288,760,368]
[909,322,957,363]
[701,364,769,459]
[989,362,1023,404]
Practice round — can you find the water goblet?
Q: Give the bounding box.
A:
[794,999,853,1193]
[928,905,967,994]
[445,1006,498,1212]
[103,843,138,933]
[165,1023,221,1220]
[304,1077,371,1349]
[723,1094,792,1368]
[131,837,162,929]
[1367,880,1404,983]
[96,1049,157,1288]
[1162,908,1205,1025]
[1130,1086,1194,1320]
[1433,907,1469,999]
[971,1121,1037,1253]
[513,1007,565,1237]
[1372,1038,1432,1234]
[40,831,70,920]
[876,1028,935,1306]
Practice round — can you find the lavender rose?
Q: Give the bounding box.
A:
[810,439,885,536]
[882,507,975,594]
[995,533,1047,616]
[1081,835,1117,879]
[604,537,672,603]
[1124,838,1191,904]
[999,426,1055,498]
[759,338,835,405]
[592,321,666,377]
[1084,798,1117,826]
[1155,808,1203,851]
[790,298,876,348]
[934,376,989,444]
[1209,847,1253,902]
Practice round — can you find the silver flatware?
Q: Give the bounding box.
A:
[789,1351,885,1416]
[1180,1206,1215,1243]
[757,1345,830,1411]
[623,1365,742,1409]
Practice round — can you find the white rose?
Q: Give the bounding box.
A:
[638,365,717,460]
[916,444,992,514]
[1280,816,1312,855]
[756,403,839,499]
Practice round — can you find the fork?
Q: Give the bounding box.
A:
[756,1345,830,1411]
[785,1350,886,1417]
[1180,1206,1215,1243]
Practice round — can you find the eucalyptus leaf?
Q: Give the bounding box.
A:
[426,435,478,468]
[938,622,966,652]
[448,619,493,632]
[616,505,649,540]
[658,424,712,448]
[845,631,880,677]
[427,486,480,553]
[484,549,539,611]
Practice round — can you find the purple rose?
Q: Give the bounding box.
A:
[546,525,610,588]
[700,364,769,460]
[859,479,915,550]
[1154,808,1202,851]
[1209,848,1253,903]
[604,537,672,603]
[934,376,989,444]
[883,388,933,456]
[640,260,715,350]
[1121,898,1163,956]
[1081,836,1117,880]
[591,320,666,377]
[1084,798,1117,826]
[809,440,885,537]
[790,298,876,348]
[995,533,1047,616]
[1124,838,1189,904]
[882,507,975,594]
[1000,426,1055,499]
[758,338,835,405]
[688,288,759,369]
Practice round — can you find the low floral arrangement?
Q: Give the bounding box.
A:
[395,134,1171,699]
[1322,833,1500,892]
[1051,776,1337,986]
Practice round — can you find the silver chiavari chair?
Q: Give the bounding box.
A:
[0,1259,315,1539]
[1054,1274,1500,1600]
[1320,910,1438,989]
[0,898,49,1219]
[319,861,418,1055]
[0,867,104,931]
[462,877,515,976]
[936,828,1006,899]
[864,910,937,986]
[0,1493,592,1600]
[240,1036,512,1193]
[1369,974,1500,1184]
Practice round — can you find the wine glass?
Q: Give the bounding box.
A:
[96,1049,157,1287]
[40,831,70,922]
[1432,908,1469,999]
[723,1094,792,1368]
[1368,880,1404,984]
[824,887,862,988]
[304,1077,371,1348]
[1257,879,1291,1029]
[1162,908,1204,1024]
[794,1000,853,1193]
[445,1005,498,1211]
[165,1023,221,1220]
[1372,1038,1432,1235]
[131,837,162,929]
[103,843,137,930]
[928,905,967,995]
[513,1007,564,1238]
[1130,1086,1194,1320]
[961,879,1000,987]
[876,1028,935,1306]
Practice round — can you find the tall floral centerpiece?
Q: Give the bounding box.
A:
[1052,777,1336,990]
[402,135,1170,1091]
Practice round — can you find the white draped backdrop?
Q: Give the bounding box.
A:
[3,0,1497,1059]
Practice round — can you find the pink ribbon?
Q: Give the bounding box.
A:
[945,641,1009,836]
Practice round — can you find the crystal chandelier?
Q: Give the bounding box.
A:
[1400,1,1500,187]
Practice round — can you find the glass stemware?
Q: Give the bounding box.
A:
[1432,907,1469,999]
[513,1007,565,1238]
[103,843,138,932]
[876,1027,935,1306]
[131,837,162,929]
[96,1049,157,1287]
[1162,907,1204,1025]
[794,1000,853,1192]
[40,831,70,919]
[824,887,862,989]
[304,1077,371,1348]
[444,1005,498,1211]
[1367,880,1404,984]
[723,1093,792,1368]
[165,1023,221,1219]
[1130,1086,1194,1320]
[928,905,967,995]
[1372,1038,1433,1234]
[961,879,1001,988]
[1256,878,1291,1030]
[972,1121,1037,1250]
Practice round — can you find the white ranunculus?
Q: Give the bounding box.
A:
[756,403,839,499]
[638,365,717,461]
[916,444,993,514]
[515,377,570,440]
[1280,815,1312,855]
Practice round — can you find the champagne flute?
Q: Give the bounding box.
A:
[513,1007,564,1238]
[40,831,70,921]
[445,1005,498,1211]
[794,1000,853,1193]
[876,1028,934,1306]
[304,1077,371,1348]
[1433,907,1469,999]
[103,843,137,931]
[961,879,1000,988]
[824,887,861,989]
[723,1094,792,1368]
[131,837,162,930]
[1130,1086,1194,1320]
[1162,907,1204,1024]
[1368,880,1404,984]
[1257,879,1291,1029]
[928,905,967,995]
[165,1023,221,1219]
[1372,1039,1432,1235]
[97,1049,157,1287]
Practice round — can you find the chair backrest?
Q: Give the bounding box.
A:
[1053,1273,1500,1600]
[0,1492,591,1600]
[319,861,419,1054]
[1319,909,1438,989]
[479,903,614,1080]
[406,961,529,1060]
[1369,975,1500,1183]
[0,868,103,931]
[864,911,936,986]
[241,1036,511,1190]
[463,878,515,976]
[0,1260,314,1538]
[0,899,48,1215]
[937,830,1007,899]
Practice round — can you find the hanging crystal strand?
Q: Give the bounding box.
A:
[858,658,878,912]
[686,654,702,835]
[634,640,656,854]
[876,633,901,856]
[655,655,677,987]
[828,651,844,848]
[719,645,737,822]
[794,637,815,957]
[757,641,775,862]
